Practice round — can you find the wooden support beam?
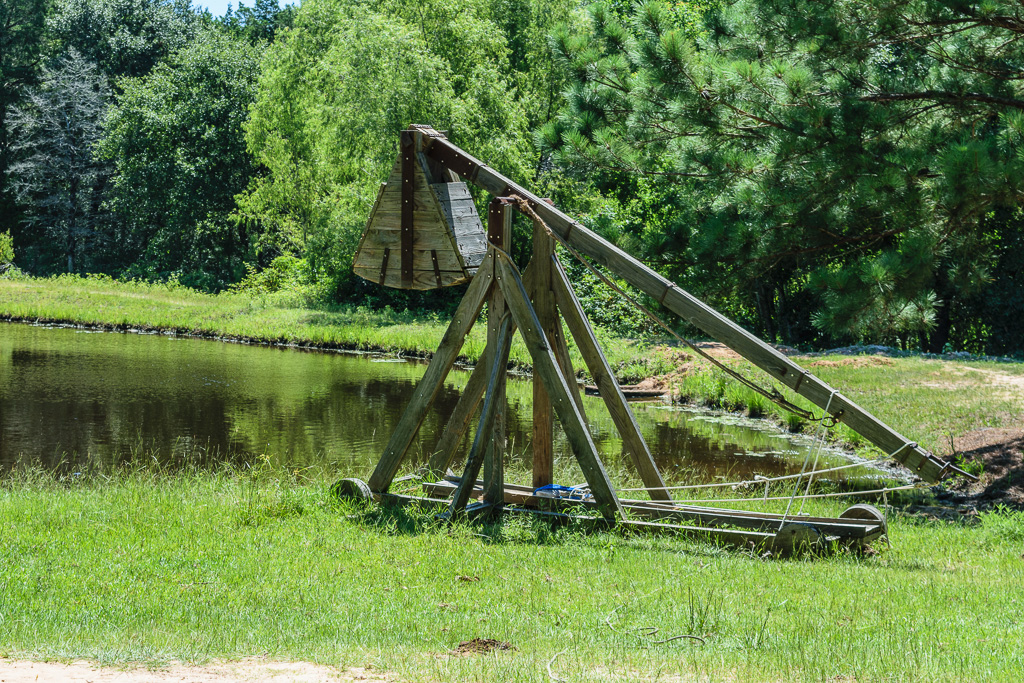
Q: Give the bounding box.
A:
[496,255,623,520]
[484,199,512,506]
[422,131,950,483]
[450,315,514,517]
[426,254,533,477]
[425,345,491,476]
[551,256,671,501]
[425,478,881,541]
[530,216,556,490]
[399,131,415,288]
[368,253,495,492]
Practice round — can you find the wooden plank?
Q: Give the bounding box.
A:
[431,183,473,201]
[422,131,950,483]
[450,314,514,516]
[496,256,623,520]
[551,256,671,501]
[530,220,556,489]
[355,247,464,271]
[425,178,474,277]
[400,131,415,287]
[354,266,467,291]
[360,225,473,251]
[369,209,450,228]
[367,254,494,492]
[430,249,443,288]
[430,199,479,221]
[484,200,512,506]
[461,250,487,268]
[379,190,447,213]
[377,248,390,284]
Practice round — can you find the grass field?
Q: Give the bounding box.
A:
[2,273,1023,681]
[1,468,1022,682]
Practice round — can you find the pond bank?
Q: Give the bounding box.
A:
[3,274,1024,472]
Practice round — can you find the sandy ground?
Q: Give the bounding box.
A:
[0,658,391,683]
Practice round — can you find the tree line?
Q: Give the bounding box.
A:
[2,0,1023,355]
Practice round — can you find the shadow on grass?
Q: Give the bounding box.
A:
[333,497,755,561]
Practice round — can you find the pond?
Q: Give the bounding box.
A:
[0,322,884,488]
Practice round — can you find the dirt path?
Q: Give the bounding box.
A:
[0,658,391,683]
[943,428,1024,509]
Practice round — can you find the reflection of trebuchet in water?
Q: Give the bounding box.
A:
[337,124,969,555]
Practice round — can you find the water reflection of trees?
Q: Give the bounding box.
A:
[2,325,848,484]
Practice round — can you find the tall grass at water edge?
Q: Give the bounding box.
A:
[0,274,666,378]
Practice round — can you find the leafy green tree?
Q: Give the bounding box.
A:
[239,0,535,300]
[220,0,297,44]
[98,28,262,289]
[9,50,110,273]
[47,0,198,80]
[544,0,1024,350]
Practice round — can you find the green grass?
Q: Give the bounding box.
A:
[1,467,1021,681]
[0,273,668,380]
[3,275,1024,680]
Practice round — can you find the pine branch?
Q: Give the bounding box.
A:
[860,90,1024,110]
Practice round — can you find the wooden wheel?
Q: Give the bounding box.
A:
[774,522,824,555]
[331,477,372,501]
[840,503,887,546]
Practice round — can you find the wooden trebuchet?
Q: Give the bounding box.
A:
[421,128,953,484]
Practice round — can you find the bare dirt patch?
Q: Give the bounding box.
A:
[808,357,894,369]
[449,638,514,656]
[0,658,390,683]
[939,428,1024,510]
[961,366,1024,403]
[689,342,741,360]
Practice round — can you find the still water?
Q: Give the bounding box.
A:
[0,322,877,486]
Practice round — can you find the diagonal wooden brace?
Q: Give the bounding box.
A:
[368,253,495,493]
[449,314,515,516]
[496,254,623,520]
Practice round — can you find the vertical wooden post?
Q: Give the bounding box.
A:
[530,214,556,490]
[483,199,512,506]
[399,131,416,288]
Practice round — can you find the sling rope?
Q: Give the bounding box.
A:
[655,483,919,505]
[778,389,835,528]
[613,455,891,492]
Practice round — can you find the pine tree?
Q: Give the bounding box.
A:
[543,0,1024,348]
[0,0,48,233]
[9,50,110,273]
